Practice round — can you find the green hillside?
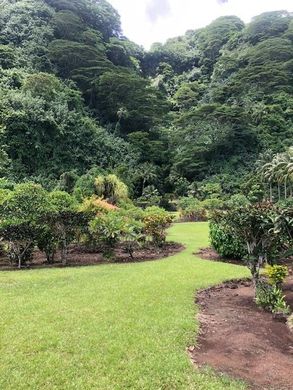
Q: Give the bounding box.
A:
[0,1,292,199]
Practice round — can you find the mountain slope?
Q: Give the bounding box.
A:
[0,2,292,197]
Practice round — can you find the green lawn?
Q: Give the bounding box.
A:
[0,222,249,389]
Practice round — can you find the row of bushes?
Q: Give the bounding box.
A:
[0,183,173,268]
[177,194,250,222]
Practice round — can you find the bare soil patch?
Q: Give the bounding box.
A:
[0,242,184,270]
[196,247,242,265]
[190,277,293,390]
[196,247,293,268]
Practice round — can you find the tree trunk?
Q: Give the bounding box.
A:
[61,238,67,265]
[142,178,146,194]
[18,241,33,269]
[249,255,264,294]
[269,183,273,202]
[46,251,55,264]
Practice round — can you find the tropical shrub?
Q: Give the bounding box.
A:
[201,198,224,219]
[36,223,59,264]
[209,221,246,259]
[0,222,37,268]
[212,203,283,288]
[255,281,290,314]
[178,195,225,221]
[57,171,79,194]
[36,191,92,263]
[80,196,118,215]
[136,185,162,208]
[257,263,290,315]
[120,218,144,259]
[49,190,77,211]
[0,178,15,191]
[198,182,222,200]
[0,189,12,205]
[143,206,173,246]
[89,212,124,259]
[201,197,224,210]
[89,208,146,260]
[178,197,207,221]
[226,194,250,208]
[40,211,91,264]
[0,181,170,265]
[73,168,104,201]
[0,183,51,267]
[0,183,51,222]
[264,264,288,287]
[115,204,145,221]
[95,174,128,204]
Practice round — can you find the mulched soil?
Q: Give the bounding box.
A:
[189,276,293,390]
[196,247,293,268]
[0,242,184,270]
[195,247,242,265]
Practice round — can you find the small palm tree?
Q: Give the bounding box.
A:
[258,147,293,201]
[261,162,275,201]
[257,150,274,201]
[136,163,158,194]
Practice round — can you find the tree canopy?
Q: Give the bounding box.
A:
[0,3,292,199]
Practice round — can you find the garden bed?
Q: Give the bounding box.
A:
[0,242,184,270]
[196,247,293,268]
[196,247,241,265]
[189,277,293,390]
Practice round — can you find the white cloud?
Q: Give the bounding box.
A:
[108,0,293,49]
[146,0,171,23]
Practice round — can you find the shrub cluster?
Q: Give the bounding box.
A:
[255,281,290,314]
[178,197,207,221]
[209,202,292,285]
[209,201,292,314]
[0,184,173,267]
[264,264,288,287]
[255,265,290,314]
[143,206,174,247]
[177,193,250,222]
[255,264,290,314]
[178,197,224,222]
[209,221,246,259]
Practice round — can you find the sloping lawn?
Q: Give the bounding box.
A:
[0,222,249,389]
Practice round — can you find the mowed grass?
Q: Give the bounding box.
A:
[0,222,249,389]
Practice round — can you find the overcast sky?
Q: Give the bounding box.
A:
[107,0,293,49]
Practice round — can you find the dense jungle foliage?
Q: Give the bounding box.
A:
[0,1,292,202]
